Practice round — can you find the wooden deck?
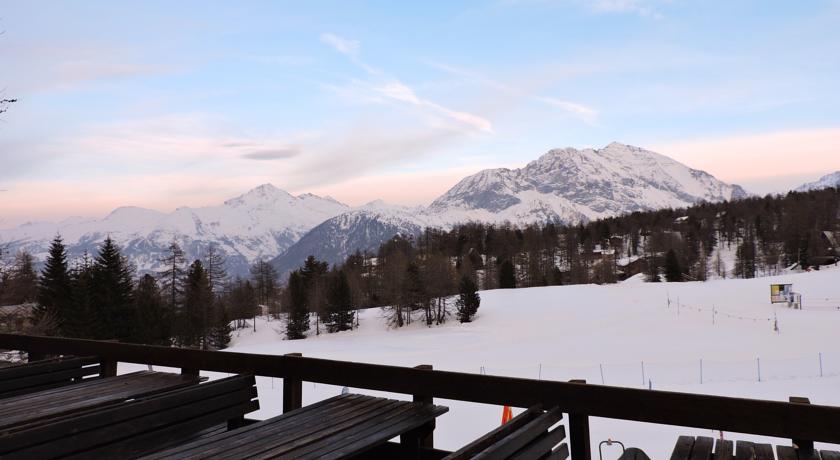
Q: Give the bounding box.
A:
[1,334,840,460]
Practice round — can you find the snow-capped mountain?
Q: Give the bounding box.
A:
[795,171,840,192]
[429,142,747,223]
[0,184,349,275]
[271,201,428,276]
[272,143,747,276]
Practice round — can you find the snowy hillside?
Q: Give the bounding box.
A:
[430,142,747,223]
[192,266,840,456]
[270,200,432,276]
[796,171,840,192]
[274,142,748,275]
[0,184,349,275]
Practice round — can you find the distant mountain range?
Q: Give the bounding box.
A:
[1,142,750,278]
[795,171,840,192]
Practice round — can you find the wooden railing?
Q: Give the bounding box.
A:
[2,333,839,459]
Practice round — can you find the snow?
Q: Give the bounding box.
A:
[795,171,840,192]
[122,265,840,455]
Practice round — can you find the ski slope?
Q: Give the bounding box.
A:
[126,265,840,455]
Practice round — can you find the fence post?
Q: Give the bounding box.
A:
[789,397,814,453]
[283,353,303,413]
[641,361,646,387]
[757,357,761,382]
[401,364,435,454]
[700,359,703,384]
[568,379,592,460]
[819,352,824,377]
[100,358,117,377]
[599,364,605,385]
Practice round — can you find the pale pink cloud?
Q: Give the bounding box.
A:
[651,128,840,193]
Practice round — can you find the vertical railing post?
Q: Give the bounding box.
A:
[283,353,303,413]
[100,358,117,377]
[789,396,814,453]
[401,364,434,458]
[568,379,592,460]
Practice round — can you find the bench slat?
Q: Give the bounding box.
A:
[473,408,564,460]
[671,436,696,460]
[508,426,566,460]
[444,406,545,460]
[690,437,714,460]
[714,439,734,460]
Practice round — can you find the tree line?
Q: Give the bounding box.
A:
[0,236,283,349]
[307,188,839,316]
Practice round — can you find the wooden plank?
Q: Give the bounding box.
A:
[714,439,734,460]
[734,441,755,460]
[0,376,257,454]
[753,444,774,460]
[775,445,798,460]
[671,436,696,460]
[821,451,840,460]
[140,394,360,460]
[690,436,714,460]
[5,334,840,443]
[472,408,564,460]
[148,396,392,459]
[283,352,303,413]
[508,426,567,460]
[294,403,448,460]
[443,406,544,460]
[0,356,97,379]
[0,371,198,430]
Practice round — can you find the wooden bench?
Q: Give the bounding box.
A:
[0,370,200,432]
[671,436,840,460]
[141,393,449,460]
[0,355,100,398]
[443,405,568,460]
[0,374,259,459]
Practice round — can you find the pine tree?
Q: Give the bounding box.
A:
[131,274,170,345]
[36,236,73,332]
[325,269,354,333]
[285,270,310,339]
[66,252,96,338]
[664,249,683,282]
[159,241,186,312]
[203,245,228,296]
[499,259,516,289]
[91,237,135,340]
[182,260,213,348]
[455,275,480,323]
[208,305,232,349]
[4,251,38,305]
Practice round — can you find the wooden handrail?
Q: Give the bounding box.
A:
[2,333,839,443]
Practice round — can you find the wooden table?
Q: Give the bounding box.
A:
[0,370,199,433]
[142,393,449,460]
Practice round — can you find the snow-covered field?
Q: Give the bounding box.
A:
[124,266,840,456]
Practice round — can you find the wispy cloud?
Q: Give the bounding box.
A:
[240,148,300,161]
[425,60,600,124]
[501,0,664,18]
[320,33,493,133]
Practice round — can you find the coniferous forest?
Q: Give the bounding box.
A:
[0,188,837,344]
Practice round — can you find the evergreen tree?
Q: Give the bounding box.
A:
[455,275,481,323]
[664,249,683,282]
[203,245,228,296]
[91,237,135,340]
[159,241,186,312]
[66,252,95,338]
[4,251,38,305]
[285,270,310,339]
[325,269,354,333]
[36,235,73,333]
[208,304,232,349]
[131,274,170,345]
[499,259,516,289]
[182,260,213,348]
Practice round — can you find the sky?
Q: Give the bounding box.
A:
[1,0,840,228]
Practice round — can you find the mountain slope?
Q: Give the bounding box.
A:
[795,171,840,192]
[0,184,349,275]
[273,143,747,276]
[271,201,428,276]
[430,142,747,223]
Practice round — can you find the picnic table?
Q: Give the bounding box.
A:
[0,370,199,433]
[141,393,449,459]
